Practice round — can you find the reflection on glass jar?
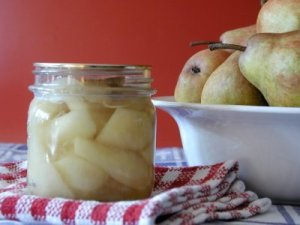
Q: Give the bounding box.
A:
[27,63,156,201]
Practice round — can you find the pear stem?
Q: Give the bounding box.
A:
[190,40,222,47]
[208,43,246,51]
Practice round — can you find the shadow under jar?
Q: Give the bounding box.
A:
[27,63,156,201]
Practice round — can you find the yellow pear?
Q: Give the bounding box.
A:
[220,25,256,53]
[174,49,230,103]
[257,0,300,33]
[201,51,267,105]
[238,31,300,106]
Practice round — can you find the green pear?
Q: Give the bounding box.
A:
[239,30,300,106]
[257,0,300,33]
[201,51,267,105]
[174,49,230,103]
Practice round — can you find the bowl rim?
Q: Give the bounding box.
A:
[152,96,300,114]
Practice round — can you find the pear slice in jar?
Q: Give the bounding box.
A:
[28,97,71,158]
[27,105,51,148]
[28,98,67,161]
[84,98,115,133]
[27,136,74,199]
[63,95,105,112]
[51,110,97,146]
[27,113,74,199]
[97,108,153,152]
[74,138,153,191]
[54,154,109,194]
[64,97,88,111]
[88,108,114,133]
[28,98,69,122]
[62,94,114,133]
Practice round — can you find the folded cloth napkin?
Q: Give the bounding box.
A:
[0,160,271,225]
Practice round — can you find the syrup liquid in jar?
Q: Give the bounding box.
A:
[27,63,156,201]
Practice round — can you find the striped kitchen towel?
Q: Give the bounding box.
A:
[0,160,271,224]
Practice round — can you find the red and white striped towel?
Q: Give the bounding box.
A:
[0,160,271,225]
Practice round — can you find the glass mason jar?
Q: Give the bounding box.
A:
[27,63,156,201]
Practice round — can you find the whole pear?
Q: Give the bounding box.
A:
[174,49,230,103]
[239,30,300,107]
[257,0,300,33]
[201,51,267,105]
[220,25,256,52]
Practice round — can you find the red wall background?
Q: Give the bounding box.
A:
[0,0,261,147]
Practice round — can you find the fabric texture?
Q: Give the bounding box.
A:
[0,160,271,225]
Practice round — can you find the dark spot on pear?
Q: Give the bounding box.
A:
[191,66,201,74]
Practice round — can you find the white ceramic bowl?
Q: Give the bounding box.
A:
[153,96,300,204]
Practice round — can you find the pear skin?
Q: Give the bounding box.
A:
[201,51,267,105]
[257,0,300,33]
[220,25,256,52]
[174,49,230,103]
[239,30,300,106]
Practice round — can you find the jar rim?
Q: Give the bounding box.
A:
[31,63,156,96]
[33,63,152,75]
